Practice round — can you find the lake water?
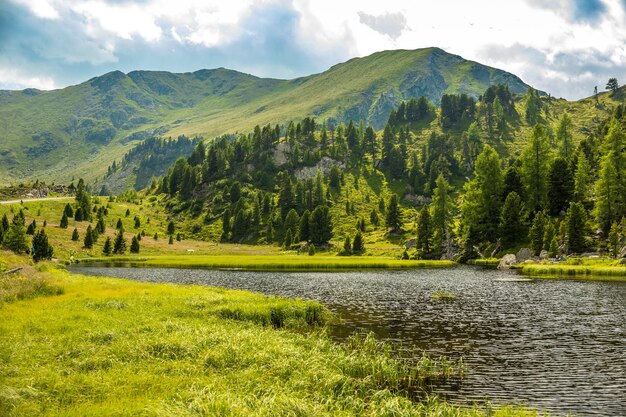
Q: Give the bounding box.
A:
[70,265,626,416]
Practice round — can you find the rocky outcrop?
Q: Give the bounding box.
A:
[498,254,517,270]
[294,157,345,180]
[516,248,533,263]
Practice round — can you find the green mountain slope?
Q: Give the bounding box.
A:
[0,48,535,185]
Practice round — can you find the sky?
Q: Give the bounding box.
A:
[1,0,626,100]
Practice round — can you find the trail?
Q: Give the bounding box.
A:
[0,196,73,205]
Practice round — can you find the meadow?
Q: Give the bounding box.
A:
[0,254,548,417]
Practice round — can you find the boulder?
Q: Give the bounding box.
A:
[497,254,517,270]
[539,250,549,260]
[404,238,417,249]
[516,248,533,263]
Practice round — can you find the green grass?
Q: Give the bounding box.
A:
[0,258,546,416]
[432,291,455,301]
[467,258,500,268]
[77,254,456,271]
[519,262,626,281]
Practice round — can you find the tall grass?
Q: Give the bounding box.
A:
[77,254,456,271]
[0,265,546,416]
[520,263,626,281]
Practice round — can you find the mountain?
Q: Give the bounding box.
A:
[0,48,536,186]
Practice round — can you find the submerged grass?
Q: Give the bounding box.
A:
[0,259,548,416]
[77,254,456,271]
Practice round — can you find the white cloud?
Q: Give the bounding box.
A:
[10,0,59,19]
[0,67,57,90]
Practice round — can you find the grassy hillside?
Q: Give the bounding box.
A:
[0,48,536,186]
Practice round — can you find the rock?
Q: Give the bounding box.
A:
[516,248,533,263]
[403,194,432,206]
[404,238,417,249]
[272,142,290,166]
[497,254,517,270]
[294,156,345,180]
[539,250,549,260]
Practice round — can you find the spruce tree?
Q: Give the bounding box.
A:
[309,206,332,245]
[168,235,174,245]
[521,124,552,213]
[3,223,29,254]
[548,157,574,216]
[385,194,402,232]
[222,209,231,240]
[167,221,175,236]
[284,209,299,242]
[343,236,352,254]
[298,210,310,242]
[116,218,123,230]
[134,217,141,229]
[64,203,74,218]
[556,112,574,160]
[416,205,433,255]
[529,212,546,255]
[431,174,453,251]
[573,151,591,202]
[566,202,587,254]
[352,231,365,254]
[608,222,620,258]
[499,192,526,247]
[32,229,53,262]
[131,235,140,253]
[26,220,36,235]
[283,229,293,248]
[60,213,69,229]
[113,230,127,254]
[102,237,112,256]
[84,225,94,249]
[71,228,79,241]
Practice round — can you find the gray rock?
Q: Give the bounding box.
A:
[294,156,345,180]
[497,254,517,270]
[539,250,549,260]
[516,248,533,263]
[404,238,417,249]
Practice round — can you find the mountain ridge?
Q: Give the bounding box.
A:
[0,47,547,185]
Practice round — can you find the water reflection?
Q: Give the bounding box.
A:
[70,265,626,416]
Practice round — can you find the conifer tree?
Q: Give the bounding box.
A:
[113,230,127,254]
[71,228,79,241]
[529,212,546,255]
[566,202,587,254]
[309,206,332,245]
[608,222,620,258]
[102,237,112,256]
[32,229,53,262]
[416,205,433,256]
[60,213,69,229]
[343,236,352,254]
[573,151,591,202]
[521,124,552,212]
[283,229,293,248]
[222,209,231,240]
[499,192,526,247]
[298,210,311,242]
[26,220,36,235]
[548,157,574,216]
[64,203,74,218]
[431,174,453,251]
[556,112,574,160]
[84,225,94,249]
[385,194,402,232]
[352,231,365,254]
[3,222,29,253]
[167,221,175,236]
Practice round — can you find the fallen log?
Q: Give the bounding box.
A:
[3,267,23,275]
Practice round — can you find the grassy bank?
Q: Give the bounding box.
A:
[519,263,626,281]
[467,258,500,268]
[0,257,546,416]
[76,254,456,271]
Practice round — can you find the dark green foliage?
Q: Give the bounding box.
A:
[283,229,293,248]
[222,209,231,240]
[283,209,299,242]
[231,209,249,241]
[521,124,551,213]
[608,221,620,257]
[416,206,433,255]
[329,166,341,189]
[343,236,352,254]
[309,206,332,245]
[154,233,158,240]
[352,231,365,254]
[60,213,69,229]
[440,94,476,128]
[385,194,401,232]
[529,212,546,255]
[71,228,79,241]
[298,210,310,242]
[606,78,619,95]
[32,229,53,262]
[499,192,526,247]
[74,208,84,222]
[503,166,525,201]
[102,237,112,256]
[84,225,94,249]
[26,220,36,235]
[113,230,127,254]
[168,235,174,245]
[167,221,175,236]
[525,87,542,125]
[116,218,123,231]
[64,203,74,217]
[96,217,106,234]
[308,244,316,256]
[134,217,141,228]
[3,223,29,254]
[566,201,587,254]
[548,158,574,216]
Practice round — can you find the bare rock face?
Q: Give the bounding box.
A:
[516,248,533,263]
[294,157,345,180]
[272,142,290,166]
[498,254,517,270]
[539,250,549,260]
[404,238,417,249]
[403,194,432,207]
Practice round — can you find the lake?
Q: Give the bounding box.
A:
[70,265,626,416]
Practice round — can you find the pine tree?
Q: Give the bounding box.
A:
[116,218,124,230]
[521,124,552,213]
[113,230,127,254]
[64,203,74,218]
[26,220,36,235]
[556,112,574,160]
[343,236,352,254]
[84,225,94,249]
[130,235,140,253]
[222,209,231,240]
[3,223,29,254]
[529,212,546,255]
[298,210,310,242]
[566,201,587,254]
[308,244,316,256]
[134,217,141,228]
[431,174,453,251]
[168,235,174,245]
[60,213,69,229]
[352,231,365,254]
[167,221,175,236]
[283,229,293,248]
[548,157,574,216]
[309,206,332,245]
[595,118,626,234]
[102,237,112,256]
[32,229,53,262]
[284,209,300,241]
[416,205,433,255]
[499,192,526,247]
[608,221,620,258]
[385,194,402,232]
[71,228,79,241]
[96,217,106,234]
[573,151,591,202]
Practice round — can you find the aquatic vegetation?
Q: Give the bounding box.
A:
[432,291,456,300]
